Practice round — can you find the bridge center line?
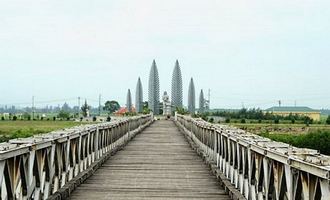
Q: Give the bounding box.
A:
[69,119,231,200]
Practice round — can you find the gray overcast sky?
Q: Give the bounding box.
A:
[0,0,329,109]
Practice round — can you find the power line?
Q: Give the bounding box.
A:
[0,96,104,107]
[0,97,78,106]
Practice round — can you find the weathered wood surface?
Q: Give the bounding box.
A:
[70,120,230,200]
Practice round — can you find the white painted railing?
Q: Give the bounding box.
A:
[175,114,330,200]
[0,114,152,199]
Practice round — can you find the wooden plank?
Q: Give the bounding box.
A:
[70,120,230,200]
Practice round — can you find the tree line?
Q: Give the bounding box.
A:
[210,108,319,124]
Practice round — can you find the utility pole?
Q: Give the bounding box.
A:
[77,97,81,118]
[32,96,35,120]
[208,89,211,110]
[98,94,101,116]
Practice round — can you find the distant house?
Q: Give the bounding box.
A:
[264,106,321,121]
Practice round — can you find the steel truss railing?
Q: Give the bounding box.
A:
[0,115,152,199]
[175,114,330,200]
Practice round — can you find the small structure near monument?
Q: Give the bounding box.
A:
[162,91,171,117]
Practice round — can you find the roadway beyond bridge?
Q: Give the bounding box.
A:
[70,120,231,200]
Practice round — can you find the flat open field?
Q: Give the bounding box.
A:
[228,123,330,135]
[227,123,330,155]
[0,121,90,142]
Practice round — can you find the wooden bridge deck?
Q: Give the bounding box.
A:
[70,120,230,200]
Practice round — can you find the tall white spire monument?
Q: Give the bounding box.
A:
[126,89,132,113]
[188,78,196,114]
[135,77,143,113]
[148,60,160,115]
[199,89,205,113]
[171,60,183,110]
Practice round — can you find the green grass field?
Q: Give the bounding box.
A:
[0,121,89,142]
[226,122,330,155]
[227,123,330,135]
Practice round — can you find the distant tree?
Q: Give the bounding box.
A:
[62,102,71,112]
[142,101,151,114]
[176,107,189,115]
[326,115,330,125]
[1,116,4,121]
[225,118,230,123]
[210,108,313,123]
[93,116,97,122]
[240,118,246,124]
[303,116,313,126]
[81,100,91,117]
[103,100,120,114]
[58,110,70,119]
[12,116,17,121]
[274,118,280,124]
[159,102,164,115]
[143,101,148,109]
[23,112,31,120]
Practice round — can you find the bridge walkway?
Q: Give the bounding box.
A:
[70,120,230,200]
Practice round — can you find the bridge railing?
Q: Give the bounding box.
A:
[175,114,330,200]
[0,114,152,200]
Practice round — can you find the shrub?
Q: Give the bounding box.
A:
[13,116,17,121]
[93,116,97,122]
[261,130,330,155]
[107,116,111,122]
[225,118,230,123]
[240,118,246,124]
[58,110,70,119]
[303,116,313,125]
[209,118,214,123]
[1,116,5,121]
[326,115,330,125]
[23,113,31,120]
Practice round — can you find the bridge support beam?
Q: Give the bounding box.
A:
[0,115,153,200]
[175,114,330,200]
